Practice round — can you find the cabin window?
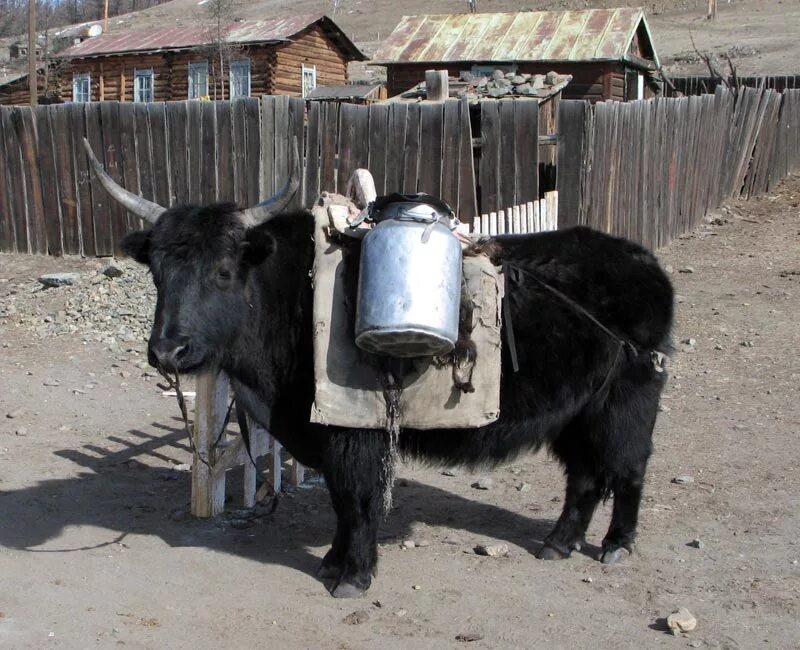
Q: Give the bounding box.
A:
[188,61,209,99]
[230,59,251,98]
[134,68,154,103]
[72,72,91,103]
[302,64,317,98]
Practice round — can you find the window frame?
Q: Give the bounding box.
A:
[188,60,209,100]
[133,68,154,103]
[72,72,91,103]
[301,64,317,98]
[229,59,251,99]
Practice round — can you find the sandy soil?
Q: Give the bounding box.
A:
[1,174,798,648]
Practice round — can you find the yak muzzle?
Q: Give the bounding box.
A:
[149,337,191,372]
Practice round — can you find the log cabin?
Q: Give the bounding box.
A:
[51,14,365,103]
[372,8,662,103]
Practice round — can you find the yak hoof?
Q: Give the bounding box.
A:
[536,544,571,561]
[600,546,631,565]
[331,580,368,599]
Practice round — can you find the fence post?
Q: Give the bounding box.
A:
[556,100,590,229]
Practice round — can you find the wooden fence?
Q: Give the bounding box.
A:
[557,87,800,250]
[0,96,545,256]
[667,74,800,97]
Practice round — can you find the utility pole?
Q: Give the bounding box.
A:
[707,0,717,20]
[104,0,109,31]
[28,0,37,107]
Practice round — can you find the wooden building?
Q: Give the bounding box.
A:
[53,14,365,103]
[372,9,661,103]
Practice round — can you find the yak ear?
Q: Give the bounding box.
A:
[121,229,152,264]
[240,228,276,267]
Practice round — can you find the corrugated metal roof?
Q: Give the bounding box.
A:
[57,14,365,60]
[371,9,658,66]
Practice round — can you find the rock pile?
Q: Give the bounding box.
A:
[1,259,155,358]
[458,69,572,99]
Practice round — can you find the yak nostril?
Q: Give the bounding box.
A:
[151,339,191,370]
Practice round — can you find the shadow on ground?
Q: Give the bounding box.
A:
[0,421,563,587]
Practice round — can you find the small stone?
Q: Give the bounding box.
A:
[120,370,131,379]
[491,70,505,81]
[401,540,416,549]
[342,610,369,625]
[472,477,494,490]
[681,338,696,346]
[679,266,695,274]
[229,519,252,529]
[412,584,421,590]
[666,607,697,635]
[664,264,675,274]
[740,340,754,347]
[442,468,459,477]
[672,475,694,485]
[100,264,124,278]
[415,539,432,547]
[474,543,509,557]
[42,378,60,387]
[714,344,724,350]
[545,71,559,85]
[395,609,407,617]
[517,482,531,493]
[689,539,705,549]
[455,632,484,643]
[688,642,702,648]
[14,426,28,436]
[582,576,593,583]
[38,272,81,288]
[658,404,671,413]
[6,408,24,419]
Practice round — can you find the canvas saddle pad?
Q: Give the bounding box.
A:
[309,193,502,430]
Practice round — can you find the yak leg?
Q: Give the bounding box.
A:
[537,456,604,560]
[319,428,391,598]
[600,468,647,564]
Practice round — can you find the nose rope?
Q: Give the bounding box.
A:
[156,365,235,471]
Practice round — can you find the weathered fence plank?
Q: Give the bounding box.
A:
[35,106,62,255]
[0,110,16,252]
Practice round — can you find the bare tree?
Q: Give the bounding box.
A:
[201,0,243,100]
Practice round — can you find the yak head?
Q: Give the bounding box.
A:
[83,138,300,375]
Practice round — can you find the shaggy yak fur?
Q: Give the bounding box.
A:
[122,204,673,598]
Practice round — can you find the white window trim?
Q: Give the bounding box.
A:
[301,64,317,98]
[133,68,154,103]
[229,59,251,99]
[72,72,90,103]
[188,61,209,99]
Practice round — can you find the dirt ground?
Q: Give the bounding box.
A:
[1,173,799,648]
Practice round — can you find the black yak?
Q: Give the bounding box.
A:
[84,140,673,598]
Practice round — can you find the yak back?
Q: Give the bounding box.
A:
[492,227,673,353]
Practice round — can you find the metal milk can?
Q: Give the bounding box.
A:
[355,195,462,358]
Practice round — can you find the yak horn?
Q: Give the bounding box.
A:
[82,138,165,224]
[240,136,301,228]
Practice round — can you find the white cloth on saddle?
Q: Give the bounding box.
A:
[309,194,502,430]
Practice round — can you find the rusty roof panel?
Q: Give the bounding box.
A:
[371,9,656,65]
[57,14,365,60]
[543,11,589,60]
